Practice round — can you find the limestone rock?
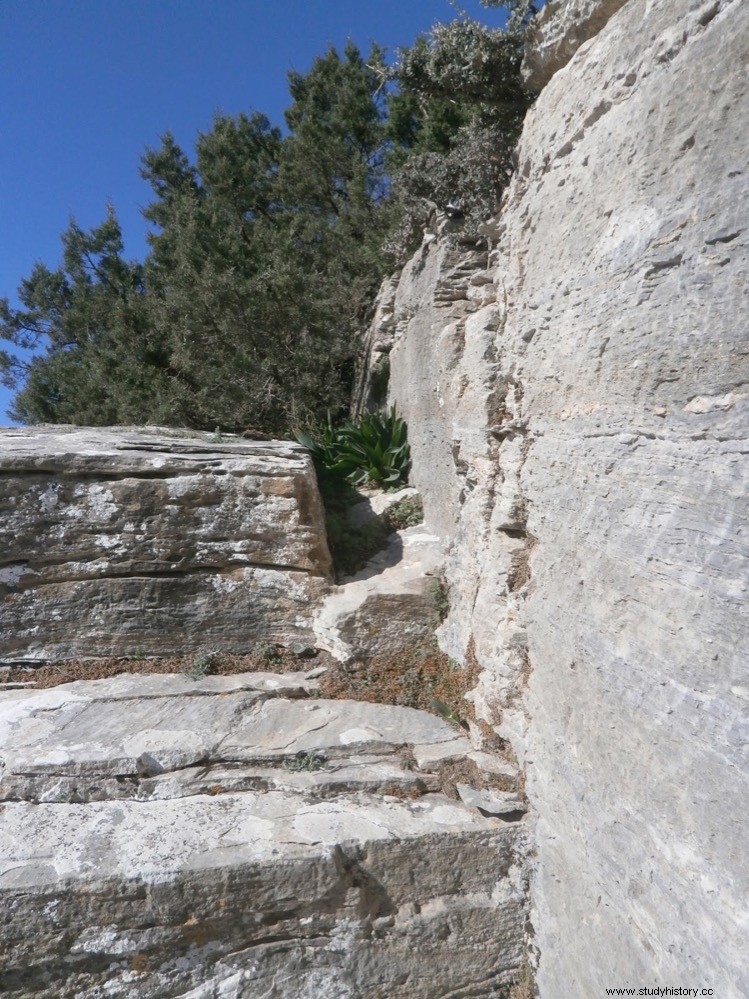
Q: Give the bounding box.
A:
[521,0,629,93]
[0,673,527,997]
[383,225,492,541]
[352,274,400,418]
[385,0,749,993]
[313,526,444,662]
[456,784,527,819]
[0,426,331,662]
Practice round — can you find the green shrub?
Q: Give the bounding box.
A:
[182,650,219,680]
[254,641,282,666]
[385,493,424,530]
[431,576,450,624]
[296,406,410,489]
[284,751,328,772]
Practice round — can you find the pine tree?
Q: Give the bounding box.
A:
[1,7,534,430]
[1,208,173,424]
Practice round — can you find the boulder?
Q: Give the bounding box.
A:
[0,427,331,662]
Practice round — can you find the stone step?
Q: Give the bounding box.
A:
[313,526,445,662]
[0,672,526,998]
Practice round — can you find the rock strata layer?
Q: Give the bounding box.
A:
[0,672,527,998]
[0,427,331,662]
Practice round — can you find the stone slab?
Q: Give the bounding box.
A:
[0,673,526,997]
[0,426,331,662]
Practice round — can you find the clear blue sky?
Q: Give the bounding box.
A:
[0,0,511,423]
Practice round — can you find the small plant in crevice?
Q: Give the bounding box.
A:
[430,576,451,624]
[319,636,479,728]
[429,695,469,731]
[384,493,424,531]
[284,751,328,772]
[295,406,410,490]
[254,641,282,667]
[182,650,220,680]
[508,956,536,999]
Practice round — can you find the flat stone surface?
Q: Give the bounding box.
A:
[0,673,526,997]
[219,697,465,761]
[0,426,331,662]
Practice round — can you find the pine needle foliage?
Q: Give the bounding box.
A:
[1,6,535,430]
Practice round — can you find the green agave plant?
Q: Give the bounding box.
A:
[295,406,411,488]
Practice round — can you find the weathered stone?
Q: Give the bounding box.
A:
[521,0,629,92]
[382,225,499,542]
[0,674,527,997]
[313,526,443,662]
[381,0,748,992]
[0,426,331,662]
[343,486,420,530]
[352,273,400,417]
[456,784,527,819]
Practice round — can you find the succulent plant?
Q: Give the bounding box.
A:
[296,406,410,489]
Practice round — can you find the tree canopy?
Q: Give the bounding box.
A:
[1,5,535,432]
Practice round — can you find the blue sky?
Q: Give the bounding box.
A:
[0,0,511,423]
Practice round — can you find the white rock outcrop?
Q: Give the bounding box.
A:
[521,0,629,92]
[376,0,748,993]
[0,427,331,662]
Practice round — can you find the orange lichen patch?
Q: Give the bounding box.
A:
[180,916,219,948]
[130,954,150,975]
[259,477,295,496]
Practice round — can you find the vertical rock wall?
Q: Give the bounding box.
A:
[381,0,748,993]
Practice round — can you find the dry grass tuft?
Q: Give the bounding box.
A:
[508,958,535,999]
[3,647,337,690]
[319,637,480,725]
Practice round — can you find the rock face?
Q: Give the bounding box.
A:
[521,0,629,92]
[377,0,748,994]
[376,224,493,542]
[0,672,527,997]
[0,427,331,662]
